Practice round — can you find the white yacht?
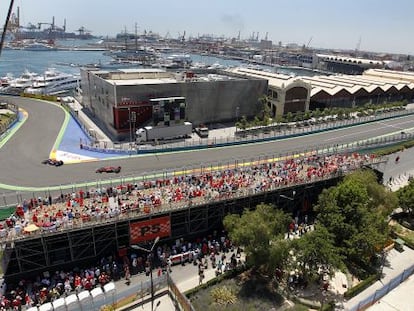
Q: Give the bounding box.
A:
[4,70,39,93]
[22,42,57,51]
[24,68,80,95]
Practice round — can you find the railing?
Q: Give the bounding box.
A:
[31,274,168,311]
[78,108,414,155]
[0,145,388,243]
[168,273,195,311]
[2,130,402,203]
[347,263,414,311]
[0,102,19,139]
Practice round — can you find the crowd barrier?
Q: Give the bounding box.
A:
[26,273,168,311]
[0,102,19,139]
[347,263,414,311]
[0,145,388,243]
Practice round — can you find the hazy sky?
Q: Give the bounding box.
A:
[3,0,414,55]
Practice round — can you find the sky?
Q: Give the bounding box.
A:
[2,0,414,55]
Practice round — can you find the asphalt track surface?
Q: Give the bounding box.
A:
[1,97,414,193]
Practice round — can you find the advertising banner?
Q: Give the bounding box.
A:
[130,216,171,244]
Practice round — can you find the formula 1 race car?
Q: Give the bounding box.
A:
[95,166,121,173]
[41,159,64,166]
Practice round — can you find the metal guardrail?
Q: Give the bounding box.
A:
[0,144,389,242]
[78,108,414,155]
[2,129,404,203]
[0,102,19,139]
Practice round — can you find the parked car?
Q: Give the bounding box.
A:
[41,159,64,166]
[96,166,121,173]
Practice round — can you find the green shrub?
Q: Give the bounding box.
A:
[210,286,238,305]
[344,274,379,299]
[186,264,250,298]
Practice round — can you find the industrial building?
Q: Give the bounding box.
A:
[80,68,268,140]
[316,54,391,75]
[227,68,414,115]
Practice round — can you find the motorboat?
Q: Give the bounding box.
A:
[22,42,57,51]
[165,54,192,68]
[24,68,80,95]
[3,70,39,94]
[0,73,14,89]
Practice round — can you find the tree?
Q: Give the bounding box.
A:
[314,170,392,275]
[235,115,249,131]
[258,95,272,126]
[397,179,414,217]
[291,226,343,281]
[223,203,291,273]
[285,112,294,122]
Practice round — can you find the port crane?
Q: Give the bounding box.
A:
[77,26,91,36]
[306,36,313,48]
[38,22,54,30]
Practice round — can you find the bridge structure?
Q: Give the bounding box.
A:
[0,140,389,283]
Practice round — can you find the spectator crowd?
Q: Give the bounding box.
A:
[0,151,379,243]
[0,229,238,310]
[0,151,381,310]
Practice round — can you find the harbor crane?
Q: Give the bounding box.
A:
[355,36,361,57]
[77,26,91,36]
[38,22,54,30]
[38,16,56,31]
[306,36,313,48]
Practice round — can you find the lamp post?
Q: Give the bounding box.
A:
[128,107,132,144]
[131,236,160,311]
[131,111,136,145]
[235,106,240,133]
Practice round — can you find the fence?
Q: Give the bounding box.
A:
[168,273,195,311]
[1,132,400,205]
[0,102,19,139]
[29,274,168,311]
[77,108,414,155]
[348,263,414,311]
[0,143,388,242]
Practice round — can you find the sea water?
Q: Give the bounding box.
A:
[0,39,318,77]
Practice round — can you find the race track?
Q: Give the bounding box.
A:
[1,97,414,192]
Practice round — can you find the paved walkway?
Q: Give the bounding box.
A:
[132,256,242,311]
[343,245,414,311]
[367,275,414,311]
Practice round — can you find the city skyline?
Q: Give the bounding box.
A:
[2,0,414,55]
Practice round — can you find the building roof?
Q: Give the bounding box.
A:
[228,67,414,98]
[85,68,247,86]
[227,67,304,89]
[316,54,390,66]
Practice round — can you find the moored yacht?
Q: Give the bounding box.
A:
[3,70,39,94]
[24,68,80,95]
[22,42,57,51]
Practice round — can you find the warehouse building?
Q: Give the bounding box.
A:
[227,68,414,114]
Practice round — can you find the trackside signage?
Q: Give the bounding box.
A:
[130,216,171,244]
